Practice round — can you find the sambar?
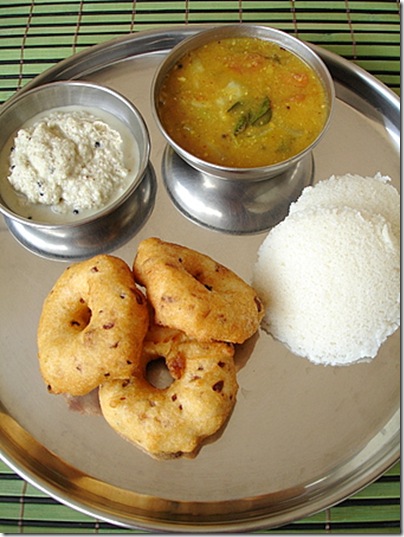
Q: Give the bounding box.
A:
[157,37,329,168]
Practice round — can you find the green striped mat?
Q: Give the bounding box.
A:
[0,0,400,105]
[0,460,400,533]
[0,0,401,533]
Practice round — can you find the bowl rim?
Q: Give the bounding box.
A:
[151,23,335,179]
[0,80,151,228]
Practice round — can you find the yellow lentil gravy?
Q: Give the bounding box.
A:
[157,37,329,168]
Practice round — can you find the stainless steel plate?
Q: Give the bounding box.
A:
[0,27,400,532]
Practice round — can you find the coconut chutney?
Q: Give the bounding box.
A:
[0,106,139,223]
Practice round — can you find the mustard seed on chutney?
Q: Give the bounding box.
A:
[157,37,330,168]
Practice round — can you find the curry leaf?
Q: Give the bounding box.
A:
[230,96,272,135]
[227,101,243,113]
[251,96,272,126]
[234,113,250,135]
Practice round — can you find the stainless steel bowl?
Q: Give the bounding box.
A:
[0,81,154,260]
[152,24,335,182]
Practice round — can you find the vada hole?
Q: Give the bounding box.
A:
[70,305,91,331]
[146,358,174,389]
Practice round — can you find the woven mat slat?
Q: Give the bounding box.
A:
[0,0,401,533]
[0,449,400,532]
[0,0,400,102]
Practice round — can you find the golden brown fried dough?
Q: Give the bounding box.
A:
[133,237,264,343]
[38,255,148,396]
[99,324,238,459]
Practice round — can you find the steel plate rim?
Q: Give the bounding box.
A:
[16,24,400,111]
[0,411,399,532]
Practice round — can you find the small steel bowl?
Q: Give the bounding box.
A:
[152,24,334,182]
[152,24,335,233]
[0,81,153,260]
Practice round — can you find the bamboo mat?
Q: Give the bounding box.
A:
[0,0,400,103]
[0,0,401,533]
[0,459,400,533]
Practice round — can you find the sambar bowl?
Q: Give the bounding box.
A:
[0,81,151,260]
[152,24,335,181]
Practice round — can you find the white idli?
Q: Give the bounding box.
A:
[289,172,400,240]
[253,206,400,366]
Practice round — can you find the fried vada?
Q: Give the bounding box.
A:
[133,237,264,343]
[99,323,238,458]
[38,255,149,395]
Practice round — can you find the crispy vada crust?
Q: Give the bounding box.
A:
[99,324,238,459]
[37,255,149,396]
[133,237,264,343]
